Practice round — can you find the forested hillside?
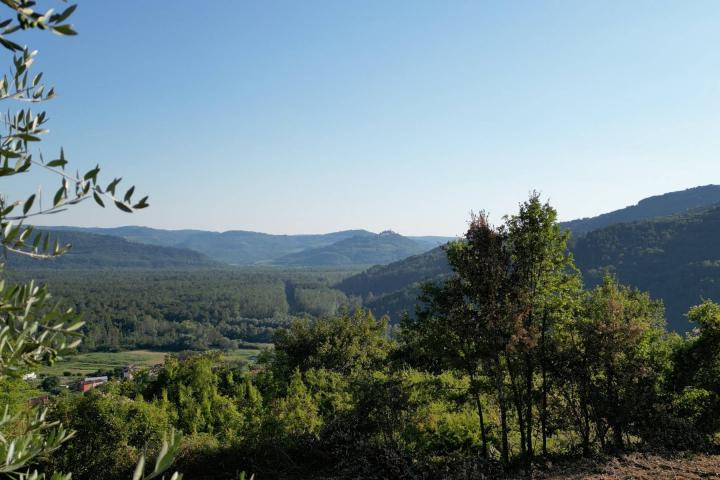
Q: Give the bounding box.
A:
[272,230,429,266]
[7,268,361,351]
[7,230,217,269]
[561,184,720,236]
[340,189,720,329]
[335,246,451,298]
[573,204,720,330]
[49,226,375,265]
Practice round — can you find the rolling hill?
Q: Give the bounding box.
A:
[336,246,451,298]
[572,204,720,330]
[341,186,720,330]
[272,231,432,266]
[560,184,720,236]
[6,230,218,269]
[48,226,453,266]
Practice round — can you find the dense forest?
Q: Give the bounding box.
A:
[271,230,430,266]
[10,194,720,480]
[572,204,720,326]
[7,268,362,351]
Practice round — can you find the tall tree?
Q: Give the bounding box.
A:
[403,212,514,467]
[505,192,577,465]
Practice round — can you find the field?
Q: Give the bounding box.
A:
[38,345,271,377]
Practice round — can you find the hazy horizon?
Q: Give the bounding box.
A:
[34,182,718,237]
[6,1,720,236]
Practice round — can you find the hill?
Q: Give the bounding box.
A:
[572,204,720,330]
[6,230,218,269]
[561,184,720,236]
[334,246,452,320]
[341,188,720,330]
[272,231,431,266]
[48,226,375,265]
[336,246,451,298]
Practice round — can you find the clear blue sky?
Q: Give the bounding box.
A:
[9,0,720,236]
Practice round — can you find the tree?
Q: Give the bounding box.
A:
[271,309,392,379]
[404,212,512,465]
[402,196,579,472]
[565,276,666,451]
[47,392,174,480]
[669,300,720,439]
[504,192,577,465]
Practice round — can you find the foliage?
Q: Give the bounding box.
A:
[0,1,181,478]
[6,268,362,351]
[271,309,392,377]
[572,204,720,330]
[47,392,174,480]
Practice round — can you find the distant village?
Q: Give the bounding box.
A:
[23,363,149,405]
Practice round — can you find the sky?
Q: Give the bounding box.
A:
[4,0,720,236]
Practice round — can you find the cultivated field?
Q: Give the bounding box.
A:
[38,345,270,377]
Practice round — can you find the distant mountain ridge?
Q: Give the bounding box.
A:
[44,226,454,266]
[7,230,217,269]
[561,184,720,236]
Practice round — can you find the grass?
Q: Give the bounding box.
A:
[37,344,271,378]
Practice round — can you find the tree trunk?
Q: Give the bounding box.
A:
[508,360,527,457]
[581,389,591,457]
[474,388,489,460]
[541,312,548,457]
[606,365,623,451]
[525,353,534,473]
[612,424,624,451]
[469,372,488,460]
[495,357,510,470]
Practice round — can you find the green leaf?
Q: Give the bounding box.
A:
[106,178,121,195]
[92,191,104,208]
[114,201,132,213]
[132,455,145,480]
[53,186,64,207]
[23,194,35,215]
[123,186,135,203]
[51,5,77,24]
[46,159,67,169]
[52,24,77,36]
[83,165,100,182]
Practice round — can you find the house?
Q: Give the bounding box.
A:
[76,376,108,393]
[22,372,37,381]
[122,364,138,380]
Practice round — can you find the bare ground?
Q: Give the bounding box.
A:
[534,453,720,479]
